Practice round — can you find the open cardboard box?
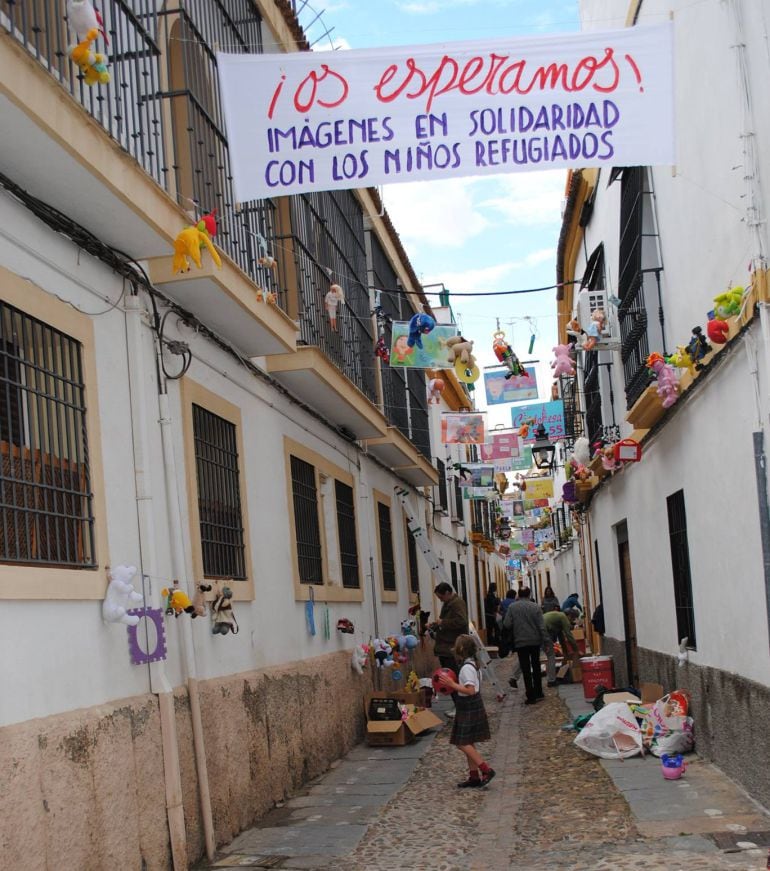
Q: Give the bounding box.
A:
[364,693,442,747]
[603,682,664,706]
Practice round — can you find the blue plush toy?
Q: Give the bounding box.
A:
[407,313,436,349]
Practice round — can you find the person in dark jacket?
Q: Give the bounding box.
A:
[503,587,549,704]
[432,582,469,676]
[484,583,501,645]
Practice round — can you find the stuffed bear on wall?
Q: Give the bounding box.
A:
[102,565,143,626]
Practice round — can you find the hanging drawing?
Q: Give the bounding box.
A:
[390,323,459,368]
[484,367,538,404]
[441,413,485,445]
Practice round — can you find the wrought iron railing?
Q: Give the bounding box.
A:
[559,373,582,452]
[618,270,653,408]
[582,355,603,446]
[406,369,431,460]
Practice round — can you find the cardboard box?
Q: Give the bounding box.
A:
[364,693,442,747]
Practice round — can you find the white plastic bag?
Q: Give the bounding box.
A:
[574,702,643,759]
[650,716,694,757]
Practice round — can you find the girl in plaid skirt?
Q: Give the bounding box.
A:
[437,634,496,788]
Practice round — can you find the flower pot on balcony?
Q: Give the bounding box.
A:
[625,385,665,430]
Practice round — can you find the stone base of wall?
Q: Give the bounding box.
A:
[0,645,438,871]
[637,647,770,810]
[598,635,628,686]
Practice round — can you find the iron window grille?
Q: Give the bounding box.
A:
[290,455,323,585]
[436,458,449,513]
[666,489,697,649]
[450,560,458,591]
[406,523,419,594]
[0,301,96,567]
[377,501,396,591]
[335,479,360,589]
[452,474,464,524]
[459,562,467,602]
[192,404,246,580]
[406,368,431,460]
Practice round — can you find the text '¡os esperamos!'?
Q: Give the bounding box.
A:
[267,47,642,118]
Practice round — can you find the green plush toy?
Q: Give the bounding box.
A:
[713,286,744,319]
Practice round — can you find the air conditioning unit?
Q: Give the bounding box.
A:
[574,288,621,351]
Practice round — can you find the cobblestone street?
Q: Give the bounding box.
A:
[210,658,770,871]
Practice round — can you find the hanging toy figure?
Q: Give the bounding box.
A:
[325,283,344,331]
[407,311,436,349]
[685,326,711,371]
[211,584,238,635]
[582,308,606,351]
[258,254,277,270]
[197,208,217,243]
[374,335,390,364]
[492,330,523,379]
[173,223,222,274]
[68,29,110,86]
[67,0,109,43]
[427,377,445,404]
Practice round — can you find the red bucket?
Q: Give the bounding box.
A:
[580,656,614,701]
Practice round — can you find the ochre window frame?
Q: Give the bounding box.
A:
[284,436,363,603]
[0,266,109,599]
[373,489,398,604]
[181,378,254,601]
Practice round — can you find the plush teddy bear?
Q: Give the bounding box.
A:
[551,343,576,377]
[211,585,238,635]
[102,565,143,626]
[582,309,606,350]
[191,583,211,618]
[445,335,475,365]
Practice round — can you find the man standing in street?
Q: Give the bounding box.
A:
[503,587,549,704]
[543,607,577,687]
[432,581,469,677]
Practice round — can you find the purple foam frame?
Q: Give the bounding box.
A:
[127,607,167,665]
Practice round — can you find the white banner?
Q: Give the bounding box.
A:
[218,24,674,200]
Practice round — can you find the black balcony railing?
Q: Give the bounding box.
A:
[582,355,603,446]
[406,368,431,460]
[559,373,582,452]
[619,271,653,408]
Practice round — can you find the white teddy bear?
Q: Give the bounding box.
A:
[102,564,143,626]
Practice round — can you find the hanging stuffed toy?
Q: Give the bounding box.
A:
[407,312,436,349]
[551,343,576,377]
[324,284,344,331]
[427,377,445,404]
[161,580,195,618]
[69,29,110,86]
[351,644,369,675]
[646,352,680,409]
[374,335,390,364]
[685,326,711,371]
[336,618,354,634]
[372,638,394,667]
[582,308,606,351]
[258,255,277,270]
[211,584,238,635]
[102,564,142,626]
[707,316,729,345]
[492,330,523,379]
[67,0,109,43]
[191,583,211,618]
[445,335,479,383]
[173,225,222,274]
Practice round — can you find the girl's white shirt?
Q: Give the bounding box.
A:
[458,659,481,693]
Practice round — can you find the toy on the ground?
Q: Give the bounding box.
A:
[582,308,606,351]
[211,585,238,635]
[427,377,445,404]
[102,564,142,625]
[492,330,524,379]
[713,286,745,319]
[374,336,390,364]
[161,580,195,617]
[406,670,420,693]
[660,753,686,780]
[707,317,729,345]
[336,618,354,634]
[191,583,211,618]
[69,28,110,86]
[172,225,222,274]
[67,0,108,42]
[685,326,711,371]
[551,343,576,377]
[407,312,436,349]
[351,644,370,675]
[431,667,457,695]
[646,352,680,409]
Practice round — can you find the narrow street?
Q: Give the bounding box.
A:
[204,658,770,871]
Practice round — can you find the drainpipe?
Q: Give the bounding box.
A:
[157,386,216,862]
[124,295,187,870]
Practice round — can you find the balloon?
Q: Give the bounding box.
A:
[431,667,457,695]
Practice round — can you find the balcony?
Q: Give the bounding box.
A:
[0,0,296,357]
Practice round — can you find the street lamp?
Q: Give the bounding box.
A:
[531,423,556,471]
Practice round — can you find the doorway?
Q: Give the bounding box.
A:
[615,521,639,685]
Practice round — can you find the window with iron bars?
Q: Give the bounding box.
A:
[192,404,246,580]
[452,474,464,524]
[666,489,697,649]
[0,302,96,567]
[335,480,360,589]
[377,501,396,591]
[435,458,449,512]
[289,455,323,585]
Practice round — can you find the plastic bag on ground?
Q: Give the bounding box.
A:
[650,716,695,757]
[574,701,643,759]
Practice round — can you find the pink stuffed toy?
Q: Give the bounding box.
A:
[551,344,576,377]
[646,353,679,409]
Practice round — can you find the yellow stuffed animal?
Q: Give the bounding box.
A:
[667,346,695,376]
[161,581,195,617]
[69,29,110,87]
[172,226,222,274]
[713,286,745,319]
